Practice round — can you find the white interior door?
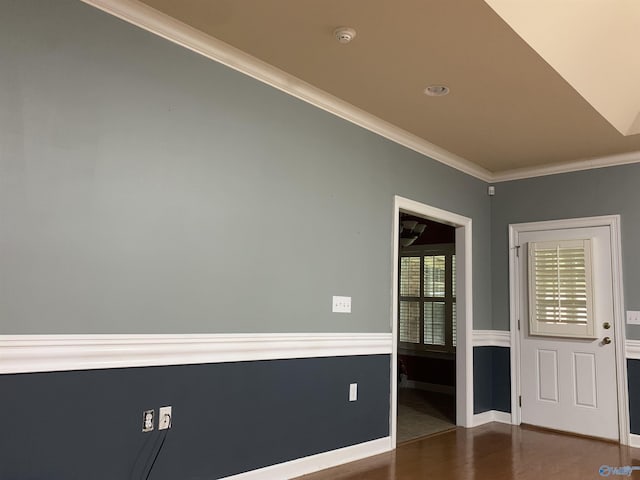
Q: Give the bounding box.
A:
[518,225,618,440]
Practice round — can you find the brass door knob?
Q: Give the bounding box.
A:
[603,322,611,329]
[602,337,612,345]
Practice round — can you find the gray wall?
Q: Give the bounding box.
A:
[0,0,492,334]
[491,164,640,338]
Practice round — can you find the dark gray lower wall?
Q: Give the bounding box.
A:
[628,359,640,435]
[0,354,390,480]
[473,347,493,413]
[473,346,511,414]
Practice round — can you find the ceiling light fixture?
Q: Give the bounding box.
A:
[334,27,356,44]
[424,85,450,97]
[400,220,427,247]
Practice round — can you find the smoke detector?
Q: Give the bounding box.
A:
[334,27,356,44]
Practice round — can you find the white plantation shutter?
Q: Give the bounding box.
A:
[398,248,455,351]
[399,257,421,343]
[424,301,446,345]
[399,301,420,343]
[400,257,421,297]
[528,239,595,338]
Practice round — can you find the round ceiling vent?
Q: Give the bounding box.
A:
[334,27,356,44]
[424,85,450,97]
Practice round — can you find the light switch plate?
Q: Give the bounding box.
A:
[349,383,358,402]
[332,296,351,313]
[627,311,640,325]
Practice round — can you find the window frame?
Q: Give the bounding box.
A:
[398,243,456,354]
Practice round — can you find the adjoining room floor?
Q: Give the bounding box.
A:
[296,422,639,480]
[396,388,455,443]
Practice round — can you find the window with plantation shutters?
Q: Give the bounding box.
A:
[399,245,456,352]
[528,239,596,338]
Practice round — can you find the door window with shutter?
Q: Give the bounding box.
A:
[528,238,596,338]
[399,245,456,352]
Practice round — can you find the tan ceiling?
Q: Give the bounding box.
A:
[138,0,640,173]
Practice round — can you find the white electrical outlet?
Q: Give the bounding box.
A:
[158,406,172,430]
[627,311,640,325]
[349,383,358,402]
[142,409,154,432]
[332,296,352,313]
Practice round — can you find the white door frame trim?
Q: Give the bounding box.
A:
[508,215,629,444]
[391,196,473,445]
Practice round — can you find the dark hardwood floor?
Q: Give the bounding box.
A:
[296,423,640,480]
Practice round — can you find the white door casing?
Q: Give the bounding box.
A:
[509,216,629,444]
[391,196,473,446]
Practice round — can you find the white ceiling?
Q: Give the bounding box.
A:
[486,0,640,137]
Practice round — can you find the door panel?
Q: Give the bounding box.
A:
[518,226,618,440]
[573,352,597,408]
[537,349,558,402]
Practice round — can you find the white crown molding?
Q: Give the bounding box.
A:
[80,0,492,182]
[472,330,511,347]
[0,333,392,374]
[219,436,392,480]
[626,339,640,359]
[79,2,640,184]
[492,150,640,183]
[472,410,513,427]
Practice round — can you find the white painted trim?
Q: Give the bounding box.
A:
[472,330,511,347]
[508,215,630,445]
[493,150,640,183]
[472,410,513,427]
[626,340,640,359]
[0,333,392,374]
[391,196,474,449]
[493,410,514,425]
[80,1,640,184]
[629,434,640,449]
[401,380,455,395]
[219,436,392,480]
[80,0,492,182]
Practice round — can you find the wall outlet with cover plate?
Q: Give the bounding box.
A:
[142,409,154,432]
[349,383,358,401]
[158,406,172,430]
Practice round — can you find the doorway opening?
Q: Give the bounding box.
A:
[396,214,457,442]
[391,196,473,446]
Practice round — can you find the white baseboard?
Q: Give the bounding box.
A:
[472,410,513,427]
[401,380,455,395]
[219,437,392,480]
[0,333,392,374]
[629,433,640,448]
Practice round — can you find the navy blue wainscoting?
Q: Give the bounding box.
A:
[0,355,390,480]
[627,359,640,435]
[473,346,511,414]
